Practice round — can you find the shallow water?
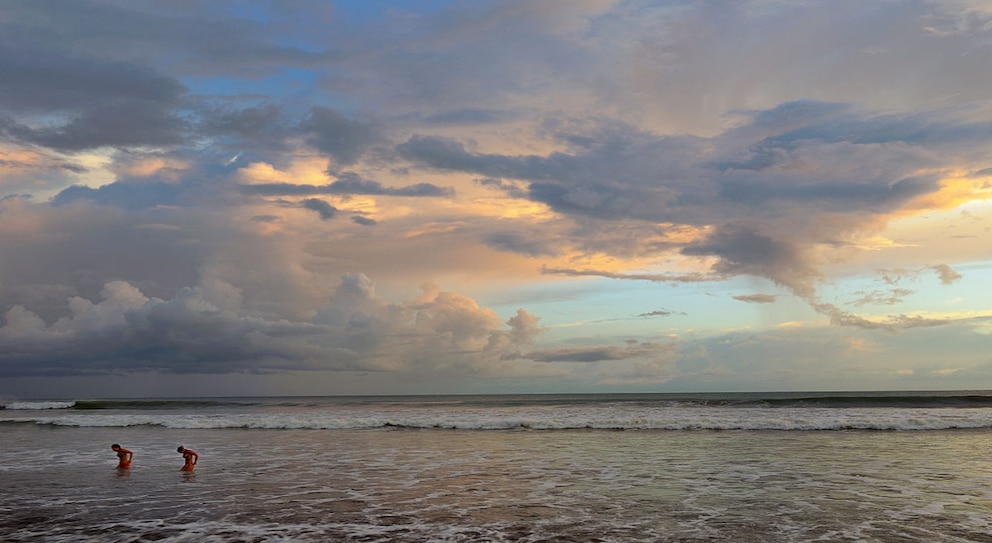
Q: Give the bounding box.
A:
[4,422,992,542]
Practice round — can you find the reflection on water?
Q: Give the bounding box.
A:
[3,425,992,542]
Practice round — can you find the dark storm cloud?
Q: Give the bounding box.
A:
[0,41,186,114]
[302,198,337,221]
[239,175,453,198]
[0,1,327,155]
[421,108,514,125]
[304,107,384,166]
[49,164,236,210]
[400,99,992,224]
[476,177,529,199]
[0,283,351,377]
[52,181,188,210]
[682,225,819,297]
[351,215,377,226]
[397,135,547,178]
[0,17,190,153]
[239,183,331,197]
[716,175,936,212]
[0,0,332,77]
[0,40,188,152]
[197,103,290,153]
[3,100,187,152]
[327,173,454,197]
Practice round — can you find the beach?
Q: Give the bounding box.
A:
[3,393,992,542]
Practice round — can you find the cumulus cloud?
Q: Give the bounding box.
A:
[0,276,542,378]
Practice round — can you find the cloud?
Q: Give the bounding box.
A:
[637,309,686,318]
[325,172,455,197]
[0,276,543,378]
[239,175,454,198]
[682,224,819,298]
[1,1,991,394]
[484,232,560,257]
[847,289,916,307]
[197,104,291,155]
[351,215,377,226]
[0,41,185,114]
[877,264,964,286]
[527,341,667,363]
[0,1,332,78]
[401,100,990,331]
[542,266,712,284]
[304,107,384,166]
[51,177,200,210]
[733,294,777,304]
[931,263,963,285]
[0,31,189,153]
[422,108,516,126]
[302,198,337,220]
[3,100,187,152]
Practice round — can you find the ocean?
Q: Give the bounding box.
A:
[3,392,992,542]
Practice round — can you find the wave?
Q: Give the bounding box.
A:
[1,400,77,410]
[1,398,268,410]
[5,406,992,431]
[735,394,992,409]
[4,420,990,431]
[5,391,992,412]
[71,399,264,410]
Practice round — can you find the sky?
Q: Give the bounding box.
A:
[1,0,992,399]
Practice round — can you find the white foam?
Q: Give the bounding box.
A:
[2,400,76,410]
[4,404,992,431]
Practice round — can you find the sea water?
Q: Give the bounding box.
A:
[3,392,992,542]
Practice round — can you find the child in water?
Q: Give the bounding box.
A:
[177,446,199,471]
[111,444,133,469]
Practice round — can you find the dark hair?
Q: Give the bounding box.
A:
[177,446,185,452]
[111,444,120,449]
